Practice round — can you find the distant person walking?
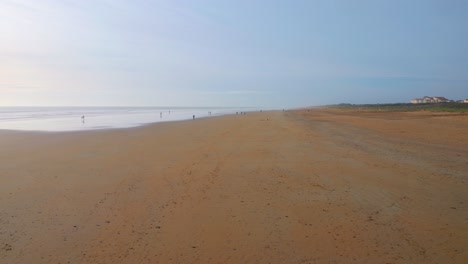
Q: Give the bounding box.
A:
[193,115,195,120]
[81,115,85,123]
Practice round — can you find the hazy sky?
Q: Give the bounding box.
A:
[1,0,467,107]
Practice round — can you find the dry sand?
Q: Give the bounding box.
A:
[0,109,467,263]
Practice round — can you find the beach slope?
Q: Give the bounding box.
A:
[1,109,467,263]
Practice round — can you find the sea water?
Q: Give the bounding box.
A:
[0,107,256,132]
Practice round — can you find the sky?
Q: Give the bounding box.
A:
[1,0,467,108]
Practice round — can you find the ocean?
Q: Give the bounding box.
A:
[0,107,257,132]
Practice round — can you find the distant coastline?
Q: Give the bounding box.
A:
[323,102,468,113]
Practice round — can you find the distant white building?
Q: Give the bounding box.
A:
[422,96,433,103]
[432,96,450,103]
[411,96,451,104]
[464,99,468,103]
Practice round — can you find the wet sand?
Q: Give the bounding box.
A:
[1,109,467,263]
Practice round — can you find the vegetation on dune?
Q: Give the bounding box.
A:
[325,102,468,113]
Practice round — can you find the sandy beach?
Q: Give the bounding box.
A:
[1,109,467,263]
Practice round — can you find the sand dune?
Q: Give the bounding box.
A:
[1,109,467,263]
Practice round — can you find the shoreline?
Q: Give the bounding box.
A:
[0,106,264,132]
[0,110,267,134]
